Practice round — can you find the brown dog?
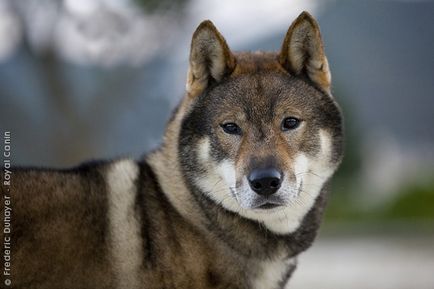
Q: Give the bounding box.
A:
[2,11,343,289]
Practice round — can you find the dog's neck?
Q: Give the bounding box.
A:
[147,95,208,231]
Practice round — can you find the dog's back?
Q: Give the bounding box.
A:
[6,163,113,288]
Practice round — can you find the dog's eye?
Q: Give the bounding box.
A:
[220,123,242,135]
[281,117,300,131]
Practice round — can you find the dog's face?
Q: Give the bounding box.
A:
[179,12,343,234]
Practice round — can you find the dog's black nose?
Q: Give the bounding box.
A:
[248,168,282,196]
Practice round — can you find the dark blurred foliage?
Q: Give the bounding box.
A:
[329,88,363,194]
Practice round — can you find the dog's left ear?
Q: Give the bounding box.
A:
[187,20,236,97]
[279,11,331,93]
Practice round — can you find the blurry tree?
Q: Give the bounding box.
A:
[0,0,183,166]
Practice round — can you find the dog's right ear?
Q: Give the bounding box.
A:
[186,20,236,97]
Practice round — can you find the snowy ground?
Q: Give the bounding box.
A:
[290,235,434,289]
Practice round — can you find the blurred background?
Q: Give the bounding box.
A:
[0,0,433,288]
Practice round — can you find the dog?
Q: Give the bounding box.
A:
[1,11,343,289]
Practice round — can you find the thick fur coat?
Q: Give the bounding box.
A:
[1,12,343,289]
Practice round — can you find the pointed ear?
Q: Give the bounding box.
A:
[279,11,331,93]
[186,20,236,96]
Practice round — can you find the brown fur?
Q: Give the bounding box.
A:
[3,164,114,289]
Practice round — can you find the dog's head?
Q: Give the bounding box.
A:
[178,12,343,234]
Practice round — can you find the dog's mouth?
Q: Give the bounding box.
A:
[256,203,281,210]
[231,186,288,210]
[249,196,287,210]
